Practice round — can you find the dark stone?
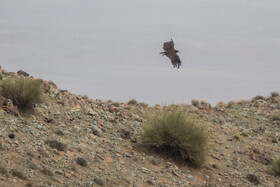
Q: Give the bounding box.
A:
[146,180,154,185]
[94,177,104,186]
[120,129,130,139]
[91,126,102,137]
[17,70,29,77]
[55,130,64,136]
[76,157,87,167]
[246,174,260,185]
[8,134,15,139]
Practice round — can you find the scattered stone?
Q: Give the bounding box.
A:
[0,96,20,116]
[0,68,279,186]
[245,147,273,165]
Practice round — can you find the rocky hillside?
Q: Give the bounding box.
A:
[0,69,279,187]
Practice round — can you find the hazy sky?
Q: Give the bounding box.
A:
[1,0,280,105]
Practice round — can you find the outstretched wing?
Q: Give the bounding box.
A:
[161,39,182,68]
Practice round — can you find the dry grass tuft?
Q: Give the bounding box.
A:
[46,140,66,152]
[271,158,280,176]
[0,78,44,109]
[10,169,27,180]
[142,107,208,167]
[127,99,138,105]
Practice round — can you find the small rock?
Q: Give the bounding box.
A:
[94,178,104,186]
[76,157,87,167]
[272,138,278,143]
[91,126,102,137]
[146,180,154,185]
[187,175,193,179]
[8,134,15,139]
[246,174,260,185]
[17,70,29,77]
[120,128,130,139]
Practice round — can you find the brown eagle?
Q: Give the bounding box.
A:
[160,39,182,69]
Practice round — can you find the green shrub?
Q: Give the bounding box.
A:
[0,78,44,109]
[142,107,208,167]
[272,158,280,176]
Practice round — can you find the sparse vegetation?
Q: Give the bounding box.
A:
[127,99,138,105]
[112,102,121,107]
[139,102,148,108]
[142,107,208,167]
[233,135,240,141]
[227,100,235,108]
[0,78,44,109]
[41,167,53,176]
[236,99,249,106]
[215,101,226,108]
[10,169,27,180]
[251,95,265,102]
[191,99,199,107]
[271,91,279,97]
[271,158,280,176]
[272,113,280,121]
[0,164,8,177]
[46,140,66,152]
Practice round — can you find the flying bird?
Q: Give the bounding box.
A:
[160,39,182,69]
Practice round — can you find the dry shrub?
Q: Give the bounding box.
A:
[10,169,27,180]
[251,95,265,102]
[272,113,280,121]
[142,107,208,167]
[272,158,280,176]
[215,101,226,108]
[236,99,249,106]
[191,99,199,107]
[41,167,53,176]
[127,99,138,105]
[271,91,279,97]
[227,100,235,108]
[46,140,66,152]
[0,164,8,177]
[139,102,148,108]
[0,78,44,109]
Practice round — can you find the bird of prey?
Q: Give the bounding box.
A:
[160,39,182,69]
